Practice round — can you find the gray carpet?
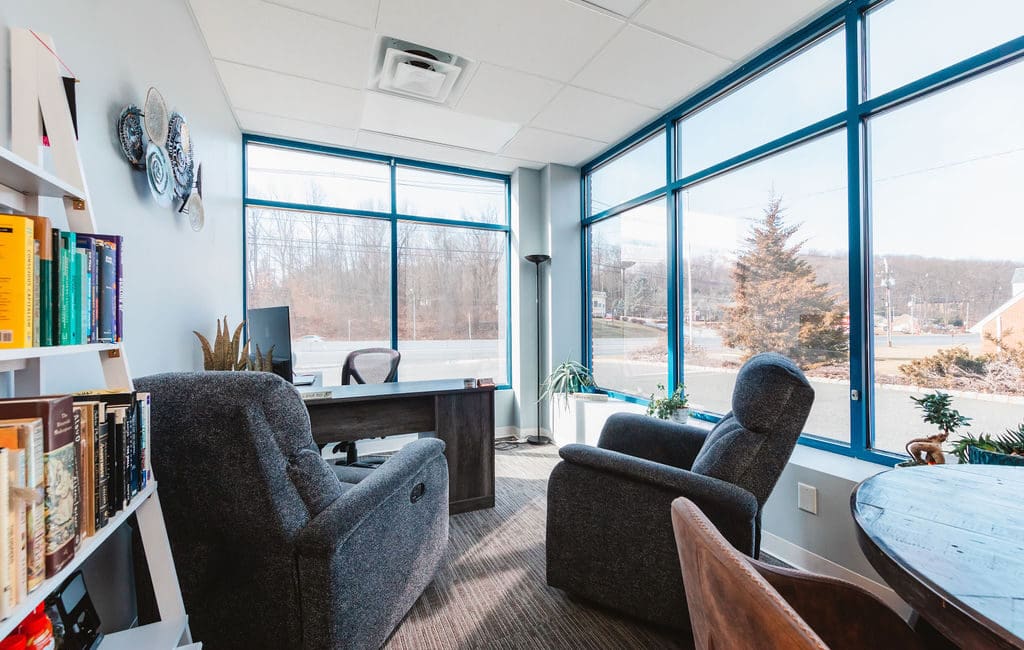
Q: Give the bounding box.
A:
[385,445,688,650]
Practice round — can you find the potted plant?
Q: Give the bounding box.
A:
[646,384,690,423]
[541,359,604,446]
[950,424,1024,466]
[899,392,971,466]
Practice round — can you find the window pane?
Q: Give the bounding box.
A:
[245,207,391,386]
[867,0,1024,98]
[246,143,391,212]
[682,133,850,442]
[678,31,845,178]
[396,167,507,224]
[397,223,508,382]
[590,199,668,396]
[869,62,1024,455]
[589,132,666,214]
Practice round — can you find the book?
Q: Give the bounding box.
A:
[76,234,122,343]
[26,217,52,347]
[57,231,76,346]
[108,406,127,511]
[70,407,82,550]
[0,215,35,348]
[8,448,26,605]
[31,241,39,347]
[0,448,8,618]
[74,237,97,344]
[0,396,77,577]
[74,249,89,345]
[67,235,80,345]
[93,406,110,529]
[136,392,150,489]
[73,403,97,537]
[50,228,61,346]
[0,418,45,592]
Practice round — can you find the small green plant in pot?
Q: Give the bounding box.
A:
[900,392,971,466]
[646,384,690,423]
[541,359,596,411]
[950,423,1024,466]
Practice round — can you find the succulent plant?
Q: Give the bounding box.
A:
[194,316,250,371]
[251,344,275,373]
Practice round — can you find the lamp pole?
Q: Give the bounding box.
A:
[525,254,551,445]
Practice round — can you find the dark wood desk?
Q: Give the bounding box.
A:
[852,464,1024,650]
[301,380,495,515]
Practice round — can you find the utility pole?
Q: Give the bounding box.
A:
[882,258,895,347]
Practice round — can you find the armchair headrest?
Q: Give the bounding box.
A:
[731,353,813,436]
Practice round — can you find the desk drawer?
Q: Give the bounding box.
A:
[308,396,436,442]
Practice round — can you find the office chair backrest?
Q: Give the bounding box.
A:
[671,497,828,650]
[342,347,401,385]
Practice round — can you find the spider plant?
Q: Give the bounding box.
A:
[541,359,596,409]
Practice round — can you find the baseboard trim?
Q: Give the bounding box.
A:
[761,532,912,619]
[495,426,551,441]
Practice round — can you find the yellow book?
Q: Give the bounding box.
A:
[0,215,34,348]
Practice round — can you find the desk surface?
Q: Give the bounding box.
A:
[299,379,495,404]
[852,464,1024,650]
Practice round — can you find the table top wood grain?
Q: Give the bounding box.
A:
[852,464,1024,650]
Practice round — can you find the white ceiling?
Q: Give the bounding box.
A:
[188,0,837,173]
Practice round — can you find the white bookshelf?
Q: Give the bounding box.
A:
[0,27,194,648]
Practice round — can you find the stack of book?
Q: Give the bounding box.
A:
[0,214,124,349]
[0,391,151,619]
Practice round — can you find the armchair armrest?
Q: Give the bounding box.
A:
[296,437,447,556]
[558,443,758,547]
[597,412,708,470]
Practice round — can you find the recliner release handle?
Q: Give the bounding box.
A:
[410,483,426,503]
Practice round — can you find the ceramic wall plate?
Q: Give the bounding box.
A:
[166,112,194,199]
[144,86,169,146]
[116,105,146,169]
[146,143,173,207]
[185,192,205,231]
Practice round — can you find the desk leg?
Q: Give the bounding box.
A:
[435,392,495,514]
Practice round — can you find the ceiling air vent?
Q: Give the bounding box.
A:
[375,38,469,104]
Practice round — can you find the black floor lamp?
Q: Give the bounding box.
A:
[525,253,552,445]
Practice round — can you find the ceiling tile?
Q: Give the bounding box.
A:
[578,0,645,18]
[216,61,364,128]
[456,64,563,124]
[356,131,543,172]
[263,0,380,28]
[361,91,520,152]
[189,0,373,88]
[235,109,358,147]
[501,128,606,167]
[531,86,657,142]
[635,0,832,61]
[572,25,731,109]
[375,0,624,82]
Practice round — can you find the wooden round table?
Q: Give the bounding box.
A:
[852,464,1024,650]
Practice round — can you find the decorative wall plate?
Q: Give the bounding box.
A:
[145,143,172,207]
[166,112,194,200]
[144,86,169,146]
[185,193,205,231]
[116,105,146,169]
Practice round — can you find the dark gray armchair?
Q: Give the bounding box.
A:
[135,372,448,650]
[545,353,814,632]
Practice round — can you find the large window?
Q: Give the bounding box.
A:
[582,0,1024,464]
[245,139,511,386]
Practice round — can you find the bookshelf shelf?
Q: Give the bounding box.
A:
[0,482,158,639]
[0,145,85,202]
[0,343,122,374]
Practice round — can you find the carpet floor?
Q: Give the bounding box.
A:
[384,445,689,650]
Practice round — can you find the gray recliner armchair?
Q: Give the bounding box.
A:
[545,352,814,633]
[135,372,448,650]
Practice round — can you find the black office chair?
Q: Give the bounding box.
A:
[332,348,401,468]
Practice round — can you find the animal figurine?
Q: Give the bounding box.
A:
[905,432,948,465]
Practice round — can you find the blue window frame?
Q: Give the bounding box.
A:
[581,0,1024,465]
[243,134,513,389]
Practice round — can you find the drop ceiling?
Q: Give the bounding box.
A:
[189,0,837,173]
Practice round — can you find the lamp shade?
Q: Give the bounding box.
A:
[525,254,550,264]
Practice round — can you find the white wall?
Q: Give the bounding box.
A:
[0,0,243,392]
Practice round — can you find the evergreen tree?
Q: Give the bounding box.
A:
[719,197,848,366]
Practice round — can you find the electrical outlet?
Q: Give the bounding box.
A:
[797,482,818,515]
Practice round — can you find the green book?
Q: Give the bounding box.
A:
[75,249,89,344]
[57,231,76,345]
[69,241,80,345]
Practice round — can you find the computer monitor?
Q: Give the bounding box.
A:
[246,306,294,383]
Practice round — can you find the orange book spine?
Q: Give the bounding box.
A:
[0,215,34,348]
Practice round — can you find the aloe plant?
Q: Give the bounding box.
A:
[193,316,249,371]
[541,359,595,409]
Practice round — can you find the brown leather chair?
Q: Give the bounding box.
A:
[670,497,928,650]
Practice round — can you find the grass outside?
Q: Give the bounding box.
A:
[592,319,663,338]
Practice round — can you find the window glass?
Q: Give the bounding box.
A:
[246,143,391,212]
[396,167,507,224]
[867,0,1024,98]
[589,132,666,215]
[245,207,391,386]
[589,199,669,396]
[678,30,845,178]
[868,62,1024,454]
[397,223,508,381]
[682,132,850,442]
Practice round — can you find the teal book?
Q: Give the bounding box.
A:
[57,231,76,345]
[74,250,89,344]
[69,242,80,345]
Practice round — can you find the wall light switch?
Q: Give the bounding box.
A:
[797,482,818,515]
